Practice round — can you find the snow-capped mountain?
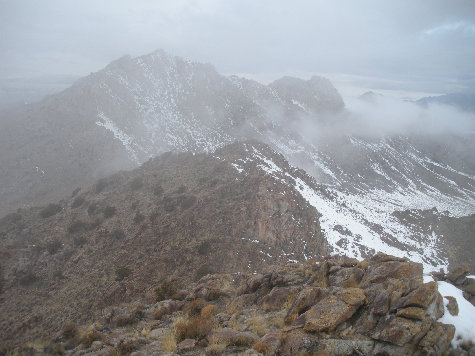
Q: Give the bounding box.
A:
[0,50,473,271]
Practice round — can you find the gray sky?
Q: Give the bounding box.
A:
[1,0,475,97]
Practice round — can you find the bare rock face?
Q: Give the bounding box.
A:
[1,254,462,356]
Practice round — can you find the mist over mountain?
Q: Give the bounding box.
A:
[1,49,475,353]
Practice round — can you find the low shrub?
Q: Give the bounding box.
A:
[178,195,197,210]
[71,197,85,209]
[103,206,116,218]
[46,240,62,255]
[62,323,78,339]
[129,177,143,190]
[73,235,87,247]
[174,313,215,341]
[195,264,215,280]
[18,271,38,286]
[115,267,131,281]
[40,203,62,218]
[87,203,97,216]
[95,179,108,193]
[110,228,125,240]
[153,184,164,196]
[68,220,88,234]
[133,212,145,224]
[155,279,180,302]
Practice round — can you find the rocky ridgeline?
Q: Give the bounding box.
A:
[6,253,473,356]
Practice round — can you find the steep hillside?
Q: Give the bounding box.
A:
[0,50,473,285]
[0,142,327,347]
[1,141,473,349]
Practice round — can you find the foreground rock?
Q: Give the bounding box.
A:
[2,253,464,355]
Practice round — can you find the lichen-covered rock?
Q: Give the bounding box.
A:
[260,286,298,311]
[394,281,438,309]
[178,338,196,351]
[371,315,430,346]
[253,332,281,355]
[208,328,260,347]
[419,322,455,355]
[285,287,323,323]
[329,266,364,288]
[303,288,365,332]
[447,264,471,284]
[445,296,459,316]
[396,306,426,320]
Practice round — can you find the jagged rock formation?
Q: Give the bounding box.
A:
[3,253,469,355]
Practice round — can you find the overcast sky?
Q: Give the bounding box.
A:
[1,0,475,96]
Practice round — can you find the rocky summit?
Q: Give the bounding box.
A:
[3,253,472,355]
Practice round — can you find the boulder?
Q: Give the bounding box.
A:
[178,338,196,351]
[208,328,259,347]
[447,264,471,284]
[285,287,323,323]
[371,315,430,346]
[260,287,296,311]
[361,261,422,287]
[445,296,459,316]
[303,288,365,332]
[396,307,425,320]
[328,267,364,288]
[394,282,438,309]
[418,322,455,355]
[253,332,281,355]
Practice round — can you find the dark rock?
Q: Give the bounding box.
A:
[447,264,471,284]
[329,266,364,288]
[445,296,459,316]
[260,287,297,311]
[285,287,323,323]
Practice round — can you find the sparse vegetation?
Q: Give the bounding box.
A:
[95,178,108,193]
[175,185,186,194]
[62,323,78,339]
[110,228,125,239]
[103,206,116,218]
[71,196,85,209]
[149,210,159,222]
[87,203,97,216]
[178,194,197,210]
[73,235,87,247]
[68,220,88,233]
[115,267,131,281]
[154,279,180,302]
[18,271,38,286]
[198,240,211,255]
[46,240,62,254]
[153,184,164,196]
[195,264,215,280]
[129,177,143,190]
[133,212,145,224]
[161,330,177,352]
[40,203,62,218]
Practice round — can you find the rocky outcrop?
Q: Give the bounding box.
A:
[3,254,461,355]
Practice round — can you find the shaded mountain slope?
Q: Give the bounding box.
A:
[0,142,327,347]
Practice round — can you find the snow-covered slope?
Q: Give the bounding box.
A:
[0,50,473,271]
